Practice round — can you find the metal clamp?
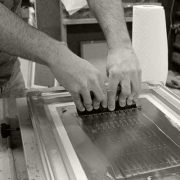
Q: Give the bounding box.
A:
[1,123,20,138]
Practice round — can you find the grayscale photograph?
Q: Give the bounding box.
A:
[0,0,180,180]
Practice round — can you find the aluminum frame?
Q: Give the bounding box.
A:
[21,84,180,180]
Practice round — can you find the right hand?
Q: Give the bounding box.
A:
[49,45,107,111]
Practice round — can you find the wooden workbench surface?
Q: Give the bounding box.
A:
[0,97,28,180]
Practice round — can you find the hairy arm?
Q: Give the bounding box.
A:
[0,3,61,65]
[87,0,131,50]
[0,3,106,111]
[87,0,141,111]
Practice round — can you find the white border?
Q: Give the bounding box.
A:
[47,102,88,180]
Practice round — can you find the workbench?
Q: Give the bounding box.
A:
[0,97,27,180]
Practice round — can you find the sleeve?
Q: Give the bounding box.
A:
[61,0,88,15]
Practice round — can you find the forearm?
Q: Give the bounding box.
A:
[87,0,131,50]
[0,3,66,66]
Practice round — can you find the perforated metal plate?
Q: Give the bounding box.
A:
[57,97,180,179]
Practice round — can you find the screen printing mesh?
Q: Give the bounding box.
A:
[57,98,180,180]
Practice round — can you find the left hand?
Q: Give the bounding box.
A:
[106,48,141,111]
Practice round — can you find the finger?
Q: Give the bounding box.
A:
[132,93,138,104]
[176,76,180,80]
[107,77,119,111]
[119,79,131,107]
[127,92,138,105]
[92,86,107,109]
[90,90,101,110]
[72,93,85,112]
[172,79,180,86]
[129,70,141,105]
[101,91,107,108]
[92,77,107,109]
[99,80,107,108]
[80,89,93,111]
[127,94,133,106]
[132,71,141,93]
[93,99,100,110]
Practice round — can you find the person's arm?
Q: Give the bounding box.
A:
[0,3,107,111]
[87,0,141,111]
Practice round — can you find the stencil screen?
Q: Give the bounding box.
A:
[57,98,180,179]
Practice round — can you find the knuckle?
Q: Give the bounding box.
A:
[89,76,96,84]
[84,100,92,106]
[80,82,88,91]
[123,91,131,96]
[109,68,120,79]
[90,73,102,84]
[75,101,82,107]
[121,89,131,97]
[121,83,130,92]
[84,104,92,108]
[97,96,103,102]
[83,96,92,105]
[127,95,134,101]
[71,84,82,94]
[71,89,79,97]
[107,90,116,100]
[73,95,80,101]
[96,91,105,101]
[119,98,126,104]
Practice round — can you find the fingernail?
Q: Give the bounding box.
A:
[79,107,85,112]
[108,105,115,111]
[102,101,107,108]
[133,98,138,104]
[120,101,126,107]
[93,101,100,110]
[102,104,107,108]
[86,105,93,111]
[94,105,100,110]
[127,100,132,105]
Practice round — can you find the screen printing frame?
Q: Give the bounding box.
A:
[24,84,180,180]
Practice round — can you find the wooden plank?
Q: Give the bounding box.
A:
[12,147,28,180]
[16,98,47,180]
[35,0,62,40]
[0,149,16,180]
[29,99,70,180]
[0,98,16,180]
[2,97,29,180]
[0,99,3,122]
[63,17,132,25]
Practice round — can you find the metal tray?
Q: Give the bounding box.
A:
[26,84,180,180]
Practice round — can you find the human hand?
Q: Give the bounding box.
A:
[106,48,141,111]
[49,45,107,111]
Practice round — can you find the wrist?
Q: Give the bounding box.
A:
[108,36,132,50]
[106,21,132,51]
[108,43,134,55]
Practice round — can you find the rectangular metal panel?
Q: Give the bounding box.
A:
[26,85,180,180]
